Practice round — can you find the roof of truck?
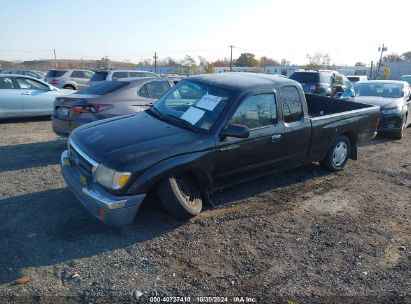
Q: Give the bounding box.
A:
[188,72,296,92]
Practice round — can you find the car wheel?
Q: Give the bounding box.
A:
[63,85,75,90]
[320,135,350,172]
[392,115,407,140]
[158,173,202,220]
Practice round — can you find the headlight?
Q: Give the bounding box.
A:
[93,164,131,190]
[381,105,402,115]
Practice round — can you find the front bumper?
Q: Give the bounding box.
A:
[60,150,145,226]
[377,112,405,133]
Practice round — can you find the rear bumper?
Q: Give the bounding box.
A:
[52,118,85,137]
[60,150,145,226]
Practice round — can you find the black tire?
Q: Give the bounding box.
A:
[63,85,75,90]
[158,173,202,220]
[320,135,351,172]
[392,115,407,140]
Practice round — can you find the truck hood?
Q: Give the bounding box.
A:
[353,96,403,109]
[70,112,211,171]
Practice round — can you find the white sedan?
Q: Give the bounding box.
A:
[0,74,75,119]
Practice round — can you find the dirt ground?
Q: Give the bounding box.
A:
[0,117,410,303]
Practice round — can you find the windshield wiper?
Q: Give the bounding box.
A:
[165,115,199,132]
[147,107,163,119]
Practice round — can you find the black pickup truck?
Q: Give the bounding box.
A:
[61,73,380,226]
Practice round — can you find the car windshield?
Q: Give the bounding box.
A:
[150,80,232,131]
[354,83,404,98]
[76,81,129,95]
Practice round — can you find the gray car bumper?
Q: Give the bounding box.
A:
[60,150,145,226]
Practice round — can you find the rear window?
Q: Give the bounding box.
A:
[347,76,360,82]
[46,70,67,77]
[76,81,129,95]
[90,71,108,81]
[290,72,319,83]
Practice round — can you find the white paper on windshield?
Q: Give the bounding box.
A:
[180,106,205,125]
[196,94,222,111]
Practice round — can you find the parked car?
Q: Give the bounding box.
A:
[347,75,368,83]
[88,69,160,86]
[0,74,75,119]
[1,69,45,80]
[60,73,379,226]
[45,69,94,90]
[353,80,411,139]
[290,70,354,98]
[52,78,174,136]
[400,75,411,85]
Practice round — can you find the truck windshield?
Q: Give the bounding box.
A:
[150,80,232,131]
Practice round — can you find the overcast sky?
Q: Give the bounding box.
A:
[1,0,410,65]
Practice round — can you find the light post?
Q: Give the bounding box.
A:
[376,44,387,79]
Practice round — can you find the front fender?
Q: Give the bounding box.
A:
[126,151,213,196]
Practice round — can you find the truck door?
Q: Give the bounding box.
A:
[213,93,285,187]
[279,86,311,164]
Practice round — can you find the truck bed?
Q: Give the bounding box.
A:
[305,94,374,117]
[304,94,380,163]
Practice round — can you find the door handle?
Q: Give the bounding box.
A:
[22,92,31,95]
[271,134,282,142]
[219,144,240,151]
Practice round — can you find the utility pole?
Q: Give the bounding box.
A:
[153,52,158,74]
[376,43,387,80]
[53,49,57,68]
[369,61,373,79]
[229,45,234,72]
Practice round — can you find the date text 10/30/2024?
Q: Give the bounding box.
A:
[149,296,258,303]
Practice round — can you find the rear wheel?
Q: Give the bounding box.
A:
[320,135,350,172]
[158,174,202,220]
[63,85,75,90]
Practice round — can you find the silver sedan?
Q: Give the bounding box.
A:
[0,74,75,119]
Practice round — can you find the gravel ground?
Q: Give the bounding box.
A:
[0,117,410,303]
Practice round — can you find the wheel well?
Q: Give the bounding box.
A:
[342,132,356,148]
[63,84,76,89]
[153,170,209,202]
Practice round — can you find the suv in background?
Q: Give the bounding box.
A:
[45,69,94,90]
[89,69,160,86]
[290,70,354,98]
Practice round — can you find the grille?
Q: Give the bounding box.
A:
[69,140,98,178]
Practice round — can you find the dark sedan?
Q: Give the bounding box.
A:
[354,80,411,139]
[52,78,174,136]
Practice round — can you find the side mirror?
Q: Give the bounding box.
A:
[220,124,249,139]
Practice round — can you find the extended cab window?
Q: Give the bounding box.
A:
[229,94,277,129]
[280,87,303,123]
[138,85,150,98]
